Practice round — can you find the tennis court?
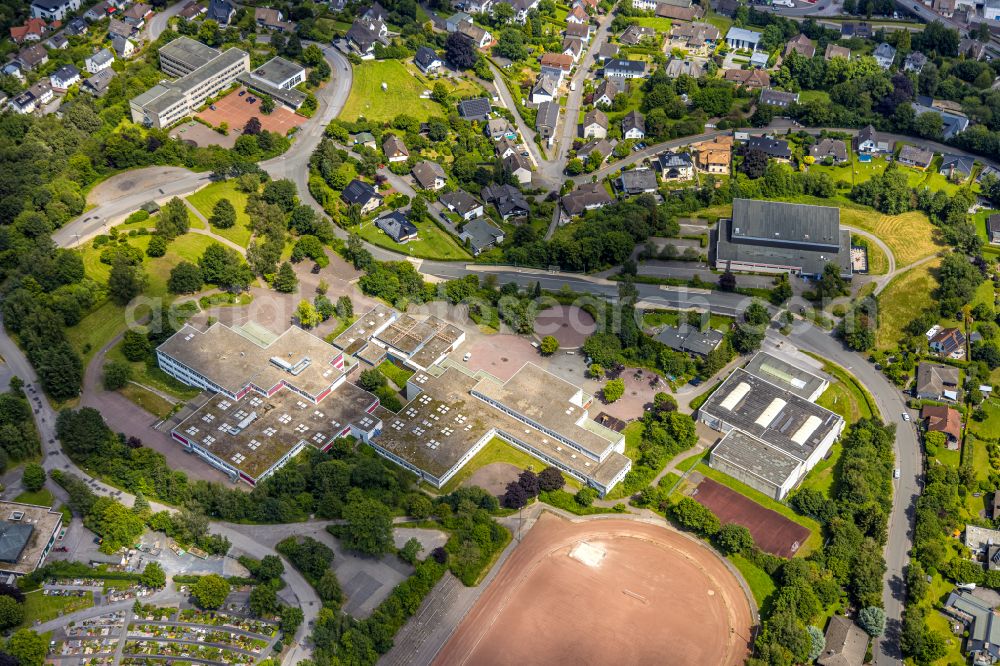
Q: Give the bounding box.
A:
[196,87,306,135]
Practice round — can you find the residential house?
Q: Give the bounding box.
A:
[254,7,295,32]
[82,68,115,96]
[668,22,720,53]
[531,74,558,104]
[914,362,960,402]
[577,138,613,164]
[897,145,934,170]
[108,18,132,40]
[482,183,529,220]
[485,117,514,140]
[503,152,532,185]
[30,0,80,21]
[566,4,589,24]
[622,110,645,140]
[496,136,519,160]
[655,152,694,181]
[383,136,409,163]
[873,42,896,69]
[539,64,565,86]
[725,26,761,51]
[935,0,956,16]
[987,0,1000,19]
[1,63,24,81]
[460,218,505,256]
[596,42,619,61]
[593,78,619,107]
[65,17,88,35]
[500,0,539,23]
[654,3,703,21]
[911,96,969,139]
[462,0,493,14]
[989,214,1000,245]
[458,97,491,122]
[50,64,80,90]
[620,24,656,46]
[564,22,591,40]
[959,38,987,60]
[784,34,815,58]
[747,136,791,162]
[809,138,848,163]
[620,168,658,194]
[714,0,740,15]
[724,68,770,89]
[16,44,48,71]
[29,78,53,105]
[446,12,472,33]
[692,135,732,174]
[604,59,646,78]
[631,0,657,9]
[341,179,383,214]
[562,38,583,61]
[352,132,377,150]
[904,51,927,73]
[840,22,872,38]
[922,404,963,445]
[347,15,388,57]
[942,590,1000,665]
[939,154,974,181]
[111,34,135,59]
[854,124,893,153]
[83,1,116,22]
[817,616,869,666]
[10,18,52,44]
[46,33,68,49]
[122,3,151,27]
[656,325,724,357]
[535,100,559,140]
[824,43,850,60]
[979,165,999,184]
[8,89,39,114]
[664,58,706,78]
[759,87,798,108]
[929,326,966,358]
[178,1,205,19]
[582,108,608,139]
[440,189,484,220]
[561,183,612,217]
[207,0,235,24]
[411,160,447,191]
[749,51,769,68]
[540,52,574,72]
[375,211,418,243]
[457,21,492,49]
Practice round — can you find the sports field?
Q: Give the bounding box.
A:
[434,514,754,666]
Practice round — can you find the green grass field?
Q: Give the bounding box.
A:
[187,181,253,248]
[357,216,470,261]
[378,360,414,389]
[970,398,1000,439]
[19,590,94,628]
[629,16,673,31]
[729,552,776,608]
[14,489,54,506]
[120,383,175,419]
[438,436,580,495]
[876,259,940,350]
[104,342,201,402]
[643,309,733,331]
[343,60,448,123]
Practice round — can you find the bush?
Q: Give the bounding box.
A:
[575,487,598,507]
[21,463,46,492]
[145,235,167,258]
[102,360,132,391]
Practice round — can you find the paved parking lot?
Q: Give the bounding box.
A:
[168,121,236,149]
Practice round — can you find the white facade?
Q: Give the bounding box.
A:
[30,0,80,21]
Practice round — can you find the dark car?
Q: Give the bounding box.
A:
[238,90,246,96]
[248,96,257,103]
[311,264,321,274]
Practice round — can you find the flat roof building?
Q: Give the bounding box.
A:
[239,55,306,109]
[0,502,62,576]
[714,199,852,278]
[158,36,221,77]
[700,361,844,500]
[742,351,828,402]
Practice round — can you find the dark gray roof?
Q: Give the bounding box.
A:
[809,138,847,161]
[711,429,801,487]
[622,110,644,133]
[818,616,870,666]
[460,217,503,252]
[915,362,959,398]
[0,522,33,564]
[747,136,791,159]
[536,100,559,130]
[898,144,934,166]
[458,97,491,120]
[759,88,798,107]
[83,68,115,94]
[376,211,418,242]
[620,168,658,194]
[656,324,724,356]
[940,153,974,176]
[52,64,80,81]
[655,151,693,170]
[482,183,529,218]
[411,160,446,189]
[341,179,381,206]
[415,46,440,69]
[605,58,646,74]
[743,352,827,400]
[440,189,482,216]
[561,183,612,216]
[577,138,613,160]
[207,0,234,22]
[31,0,70,10]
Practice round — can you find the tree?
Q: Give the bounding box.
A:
[603,378,625,403]
[539,335,559,355]
[714,523,753,555]
[243,117,262,135]
[502,480,529,509]
[256,555,284,581]
[107,260,146,305]
[146,235,167,258]
[250,582,278,617]
[445,32,478,69]
[336,296,353,319]
[295,300,322,328]
[858,606,886,637]
[741,148,769,178]
[806,625,825,661]
[357,369,386,392]
[168,261,203,294]
[191,574,230,609]
[538,466,564,492]
[575,486,597,507]
[6,630,47,666]
[816,262,848,300]
[0,596,23,631]
[156,197,190,239]
[719,270,737,292]
[274,262,298,293]
[517,469,540,497]
[102,360,131,391]
[262,179,298,212]
[279,606,303,634]
[209,198,236,229]
[399,537,422,564]
[342,497,393,555]
[260,95,276,115]
[315,570,343,605]
[670,497,720,536]
[140,562,166,589]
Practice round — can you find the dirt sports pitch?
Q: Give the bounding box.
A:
[693,478,810,558]
[434,514,754,666]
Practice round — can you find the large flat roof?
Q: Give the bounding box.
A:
[173,381,379,480]
[331,304,400,356]
[250,56,303,85]
[374,314,463,358]
[743,351,828,400]
[0,502,61,575]
[700,368,843,462]
[157,322,346,398]
[730,199,841,251]
[374,364,628,486]
[716,216,852,276]
[159,36,220,70]
[173,47,247,90]
[711,429,801,487]
[131,83,185,113]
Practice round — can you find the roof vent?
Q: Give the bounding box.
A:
[9,512,23,521]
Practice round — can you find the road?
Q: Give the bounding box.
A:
[775,324,919,666]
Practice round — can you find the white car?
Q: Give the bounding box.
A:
[463,352,472,362]
[902,412,910,422]
[894,468,901,479]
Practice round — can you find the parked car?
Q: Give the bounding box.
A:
[463,352,472,362]
[893,468,901,479]
[902,412,910,422]
[311,264,321,274]
[238,90,246,96]
[209,104,216,111]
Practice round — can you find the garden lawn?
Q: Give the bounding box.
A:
[438,436,580,495]
[876,259,940,350]
[975,209,1000,246]
[855,236,889,275]
[795,441,841,498]
[357,216,470,260]
[105,343,201,401]
[14,488,54,506]
[728,553,775,608]
[120,384,175,419]
[342,60,447,123]
[970,398,1000,440]
[797,90,829,104]
[630,16,673,31]
[811,358,878,421]
[186,181,253,248]
[19,590,94,628]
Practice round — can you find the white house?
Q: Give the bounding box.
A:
[86,49,114,75]
[50,64,80,90]
[873,42,896,69]
[30,0,80,21]
[622,110,644,140]
[725,26,761,51]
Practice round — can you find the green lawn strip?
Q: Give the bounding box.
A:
[694,463,823,556]
[643,309,732,331]
[674,449,707,473]
[688,380,722,411]
[105,343,200,402]
[873,260,940,351]
[120,383,175,419]
[66,300,128,367]
[974,209,1000,246]
[629,16,673,31]
[377,360,414,389]
[356,215,470,260]
[728,552,776,608]
[18,589,94,628]
[14,489,55,506]
[804,354,879,421]
[342,60,448,123]
[539,489,616,514]
[622,421,644,460]
[186,181,253,248]
[795,440,841,498]
[439,436,581,495]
